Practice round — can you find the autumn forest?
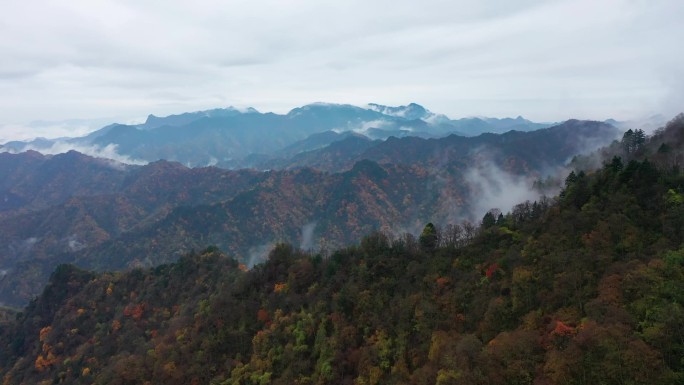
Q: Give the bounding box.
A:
[0,116,682,384]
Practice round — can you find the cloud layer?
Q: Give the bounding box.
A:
[1,0,683,139]
[0,141,147,166]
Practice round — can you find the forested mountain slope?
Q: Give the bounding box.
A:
[259,120,618,172]
[0,120,618,306]
[0,116,682,384]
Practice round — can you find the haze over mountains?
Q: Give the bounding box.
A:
[0,103,625,306]
[1,0,682,381]
[1,103,556,169]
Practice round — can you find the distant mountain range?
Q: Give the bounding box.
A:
[0,119,621,306]
[1,103,556,168]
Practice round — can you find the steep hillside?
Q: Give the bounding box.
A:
[0,158,266,306]
[0,150,682,384]
[572,113,684,171]
[0,151,131,216]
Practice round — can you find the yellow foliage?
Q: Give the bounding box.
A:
[34,352,58,372]
[163,361,177,374]
[428,331,449,361]
[368,366,383,385]
[81,367,91,376]
[436,369,462,385]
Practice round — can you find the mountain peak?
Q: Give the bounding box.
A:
[144,114,158,124]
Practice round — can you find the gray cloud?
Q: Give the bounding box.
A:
[300,222,317,251]
[1,0,683,140]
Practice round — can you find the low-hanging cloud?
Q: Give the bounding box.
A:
[246,242,274,268]
[464,159,541,221]
[64,234,86,252]
[332,119,391,136]
[6,237,40,262]
[300,221,317,250]
[0,141,147,167]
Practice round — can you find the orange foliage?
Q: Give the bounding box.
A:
[435,276,450,287]
[552,321,576,336]
[38,326,52,343]
[273,282,287,293]
[112,319,121,332]
[238,263,249,272]
[34,352,58,372]
[124,303,145,320]
[257,309,269,322]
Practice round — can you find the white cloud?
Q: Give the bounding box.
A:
[0,118,124,143]
[350,119,391,135]
[300,221,317,250]
[464,159,541,221]
[246,242,274,268]
[1,141,147,166]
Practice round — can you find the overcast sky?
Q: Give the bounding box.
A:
[1,0,683,141]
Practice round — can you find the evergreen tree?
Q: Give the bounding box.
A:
[419,222,438,252]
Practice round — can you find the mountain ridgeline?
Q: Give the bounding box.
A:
[0,115,682,384]
[1,103,554,168]
[0,119,620,306]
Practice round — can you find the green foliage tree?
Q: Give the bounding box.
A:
[419,223,438,252]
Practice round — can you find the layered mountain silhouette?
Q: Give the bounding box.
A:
[0,118,620,306]
[1,103,554,168]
